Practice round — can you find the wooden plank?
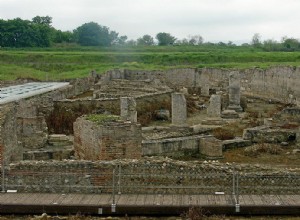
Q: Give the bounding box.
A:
[217,195,227,205]
[289,195,299,205]
[3,193,21,204]
[189,195,199,206]
[196,195,206,205]
[182,195,190,206]
[32,193,54,205]
[126,194,137,205]
[242,195,254,205]
[153,194,163,206]
[22,193,43,205]
[162,195,173,206]
[172,194,181,206]
[135,194,146,206]
[250,195,264,205]
[144,194,155,205]
[238,195,245,205]
[44,193,61,205]
[86,194,101,205]
[60,194,78,205]
[117,194,128,205]
[278,195,290,205]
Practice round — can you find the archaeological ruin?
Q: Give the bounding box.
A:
[0,66,299,193]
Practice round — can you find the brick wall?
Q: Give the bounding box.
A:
[74,116,142,161]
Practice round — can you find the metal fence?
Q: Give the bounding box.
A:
[1,163,300,196]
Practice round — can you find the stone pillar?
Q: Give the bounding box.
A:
[207,95,221,117]
[228,71,243,112]
[200,74,210,96]
[120,97,137,123]
[172,93,187,126]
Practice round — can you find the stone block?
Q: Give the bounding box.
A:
[199,136,223,159]
[207,95,221,117]
[222,138,252,150]
[172,93,187,126]
[221,110,239,119]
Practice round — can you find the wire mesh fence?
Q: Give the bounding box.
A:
[0,162,299,196]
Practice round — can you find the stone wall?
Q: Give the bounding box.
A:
[242,66,300,105]
[0,76,96,162]
[51,92,171,133]
[0,103,20,162]
[73,116,142,160]
[103,67,300,106]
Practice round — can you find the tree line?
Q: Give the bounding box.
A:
[1,16,300,51]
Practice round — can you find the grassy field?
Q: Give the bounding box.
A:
[1,45,300,80]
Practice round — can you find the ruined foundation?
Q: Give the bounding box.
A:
[73,115,142,160]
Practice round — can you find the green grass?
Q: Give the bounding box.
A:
[1,45,300,80]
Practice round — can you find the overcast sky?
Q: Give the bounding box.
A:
[1,0,300,44]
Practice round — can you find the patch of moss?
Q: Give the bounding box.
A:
[86,114,120,124]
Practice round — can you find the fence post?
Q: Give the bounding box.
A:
[1,157,5,193]
[111,168,116,213]
[232,165,235,196]
[235,172,240,213]
[118,164,121,194]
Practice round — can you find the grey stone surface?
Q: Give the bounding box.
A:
[120,97,137,123]
[207,95,221,117]
[200,74,210,96]
[199,136,223,159]
[228,71,243,112]
[222,138,252,150]
[221,110,239,119]
[172,93,187,126]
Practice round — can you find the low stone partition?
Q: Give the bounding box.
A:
[243,125,297,143]
[142,135,206,156]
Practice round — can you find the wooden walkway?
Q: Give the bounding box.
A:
[0,193,299,216]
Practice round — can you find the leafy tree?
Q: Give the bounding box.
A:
[188,35,203,45]
[156,32,176,46]
[116,35,128,45]
[32,16,52,26]
[52,29,74,43]
[251,33,262,47]
[137,35,154,46]
[74,22,123,46]
[74,22,111,46]
[262,39,280,51]
[282,37,300,50]
[126,39,137,46]
[0,17,52,47]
